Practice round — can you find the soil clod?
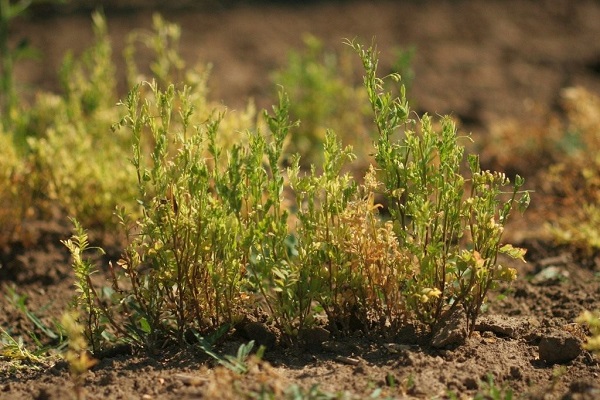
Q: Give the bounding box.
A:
[431,309,467,349]
[538,329,583,364]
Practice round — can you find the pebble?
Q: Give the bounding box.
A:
[241,321,277,349]
[538,329,582,364]
[431,309,467,349]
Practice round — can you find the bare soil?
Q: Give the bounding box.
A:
[2,1,600,399]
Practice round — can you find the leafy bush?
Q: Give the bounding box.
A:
[65,34,528,352]
[349,39,529,332]
[65,82,296,348]
[541,87,600,253]
[271,34,371,169]
[23,12,137,228]
[577,310,600,355]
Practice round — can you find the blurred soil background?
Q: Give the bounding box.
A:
[15,0,600,133]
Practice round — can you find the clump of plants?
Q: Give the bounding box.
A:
[64,81,295,349]
[346,40,528,333]
[65,33,528,353]
[20,11,137,229]
[541,87,600,253]
[271,34,371,169]
[577,310,600,355]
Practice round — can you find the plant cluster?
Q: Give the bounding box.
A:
[62,31,528,353]
[577,309,600,355]
[0,11,262,247]
[540,87,600,252]
[271,34,370,169]
[350,40,529,332]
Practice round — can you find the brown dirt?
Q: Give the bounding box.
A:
[2,1,600,399]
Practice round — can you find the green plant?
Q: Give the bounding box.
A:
[196,337,265,375]
[286,130,359,333]
[347,39,529,333]
[272,34,370,169]
[62,219,109,352]
[577,309,600,355]
[25,11,138,229]
[61,312,98,400]
[289,143,414,334]
[474,374,513,400]
[64,79,296,349]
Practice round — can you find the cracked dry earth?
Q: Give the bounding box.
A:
[2,0,600,399]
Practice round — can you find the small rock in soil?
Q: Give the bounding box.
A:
[531,266,569,285]
[321,340,358,355]
[299,326,330,351]
[475,314,539,339]
[431,309,467,349]
[463,376,478,390]
[241,321,277,349]
[538,329,582,364]
[510,366,522,379]
[562,379,600,400]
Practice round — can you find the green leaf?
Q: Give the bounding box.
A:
[139,317,151,334]
[499,244,527,261]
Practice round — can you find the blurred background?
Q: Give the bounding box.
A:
[12,0,600,130]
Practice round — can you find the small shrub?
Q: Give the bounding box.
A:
[577,310,600,355]
[271,34,371,169]
[347,39,529,332]
[66,82,296,348]
[541,88,600,253]
[25,12,137,228]
[61,220,106,352]
[65,36,528,351]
